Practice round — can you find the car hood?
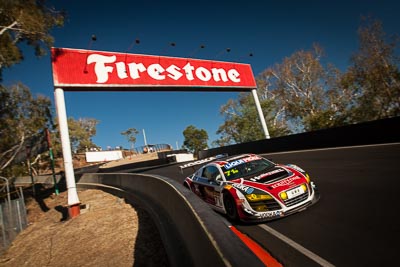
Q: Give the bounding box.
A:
[230,166,307,196]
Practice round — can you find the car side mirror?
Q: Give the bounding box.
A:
[215,175,223,185]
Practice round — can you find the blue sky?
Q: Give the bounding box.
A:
[3,0,400,150]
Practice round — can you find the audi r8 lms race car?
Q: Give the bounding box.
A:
[181,153,319,223]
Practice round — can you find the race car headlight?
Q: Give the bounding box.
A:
[245,193,273,202]
[280,191,288,200]
[305,174,311,184]
[301,183,307,192]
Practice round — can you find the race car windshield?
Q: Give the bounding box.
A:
[222,158,275,181]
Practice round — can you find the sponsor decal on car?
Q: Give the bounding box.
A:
[224,155,262,169]
[258,210,283,218]
[245,209,283,218]
[232,183,255,194]
[224,159,245,169]
[269,176,301,189]
[249,168,286,182]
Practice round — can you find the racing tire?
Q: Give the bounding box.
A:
[223,192,239,222]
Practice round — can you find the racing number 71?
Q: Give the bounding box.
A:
[225,169,239,177]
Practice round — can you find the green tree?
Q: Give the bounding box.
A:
[0,0,65,79]
[121,128,139,151]
[182,125,208,156]
[341,17,400,122]
[215,92,290,146]
[68,117,99,153]
[259,44,351,132]
[0,83,53,176]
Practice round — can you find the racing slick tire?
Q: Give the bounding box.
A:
[223,192,239,222]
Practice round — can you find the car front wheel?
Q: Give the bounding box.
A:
[223,192,238,222]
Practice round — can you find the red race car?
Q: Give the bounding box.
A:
[181,153,319,223]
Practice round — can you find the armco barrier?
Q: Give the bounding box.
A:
[77,173,266,267]
[199,116,400,159]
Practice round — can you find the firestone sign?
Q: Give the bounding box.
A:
[51,47,257,91]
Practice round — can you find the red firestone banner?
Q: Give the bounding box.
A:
[51,47,256,91]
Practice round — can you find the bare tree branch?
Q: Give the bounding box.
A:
[0,133,25,171]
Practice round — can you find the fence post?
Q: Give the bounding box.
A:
[0,207,6,249]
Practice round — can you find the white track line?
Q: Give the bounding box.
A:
[259,224,336,267]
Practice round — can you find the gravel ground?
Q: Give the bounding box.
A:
[0,189,170,267]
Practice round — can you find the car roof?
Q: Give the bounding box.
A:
[179,153,259,173]
[208,153,258,165]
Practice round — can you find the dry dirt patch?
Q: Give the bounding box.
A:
[0,189,169,266]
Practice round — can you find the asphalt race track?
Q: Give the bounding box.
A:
[130,143,400,267]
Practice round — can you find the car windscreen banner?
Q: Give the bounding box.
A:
[51,47,257,91]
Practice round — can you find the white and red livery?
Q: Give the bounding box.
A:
[182,153,319,222]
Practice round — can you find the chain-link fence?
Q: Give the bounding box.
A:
[0,177,28,254]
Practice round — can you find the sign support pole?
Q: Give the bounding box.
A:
[251,89,270,139]
[54,88,80,218]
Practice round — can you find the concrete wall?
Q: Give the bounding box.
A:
[199,116,400,159]
[85,150,123,162]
